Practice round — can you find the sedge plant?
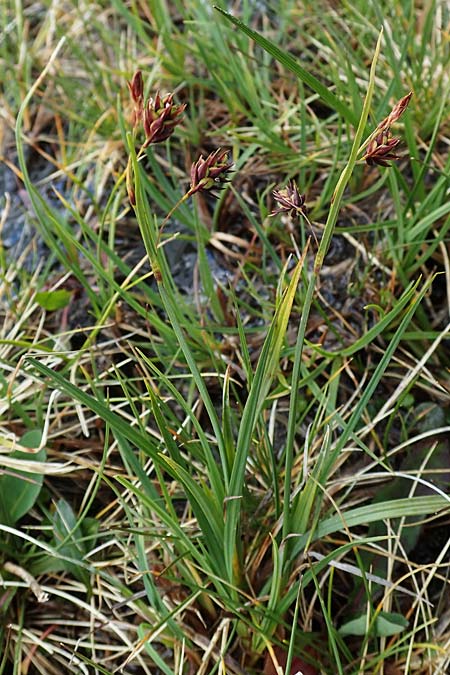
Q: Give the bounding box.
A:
[1,2,448,673]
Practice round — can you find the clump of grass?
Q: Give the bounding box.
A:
[1,2,449,674]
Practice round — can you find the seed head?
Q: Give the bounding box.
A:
[363,130,402,167]
[271,181,307,219]
[127,70,144,127]
[143,91,186,146]
[363,91,412,168]
[189,148,233,195]
[376,91,413,134]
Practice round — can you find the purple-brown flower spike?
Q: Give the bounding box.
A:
[271,181,307,219]
[127,70,144,127]
[376,91,413,134]
[363,91,412,167]
[363,130,402,167]
[189,148,233,195]
[143,91,186,146]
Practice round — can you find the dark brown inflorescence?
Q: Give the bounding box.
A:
[363,91,413,167]
[363,130,402,167]
[143,91,186,147]
[271,180,308,219]
[189,148,233,195]
[127,70,144,128]
[127,70,186,146]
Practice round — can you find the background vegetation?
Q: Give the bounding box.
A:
[0,1,449,673]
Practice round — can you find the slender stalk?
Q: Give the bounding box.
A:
[158,190,192,238]
[281,29,384,559]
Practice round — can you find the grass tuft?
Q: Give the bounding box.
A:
[0,1,449,673]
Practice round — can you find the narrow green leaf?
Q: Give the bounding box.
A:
[291,494,449,559]
[214,7,358,126]
[27,358,160,458]
[224,256,305,584]
[158,455,225,559]
[258,536,282,643]
[309,279,418,357]
[157,284,227,498]
[137,352,226,495]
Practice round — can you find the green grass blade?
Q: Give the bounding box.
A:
[224,255,305,585]
[283,29,384,548]
[214,7,358,127]
[291,494,449,558]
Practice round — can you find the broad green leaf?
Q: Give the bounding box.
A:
[339,611,408,637]
[376,611,409,637]
[51,498,93,587]
[35,289,72,311]
[0,429,46,525]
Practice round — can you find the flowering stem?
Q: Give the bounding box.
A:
[302,212,319,247]
[157,190,192,241]
[314,30,383,275]
[281,29,384,565]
